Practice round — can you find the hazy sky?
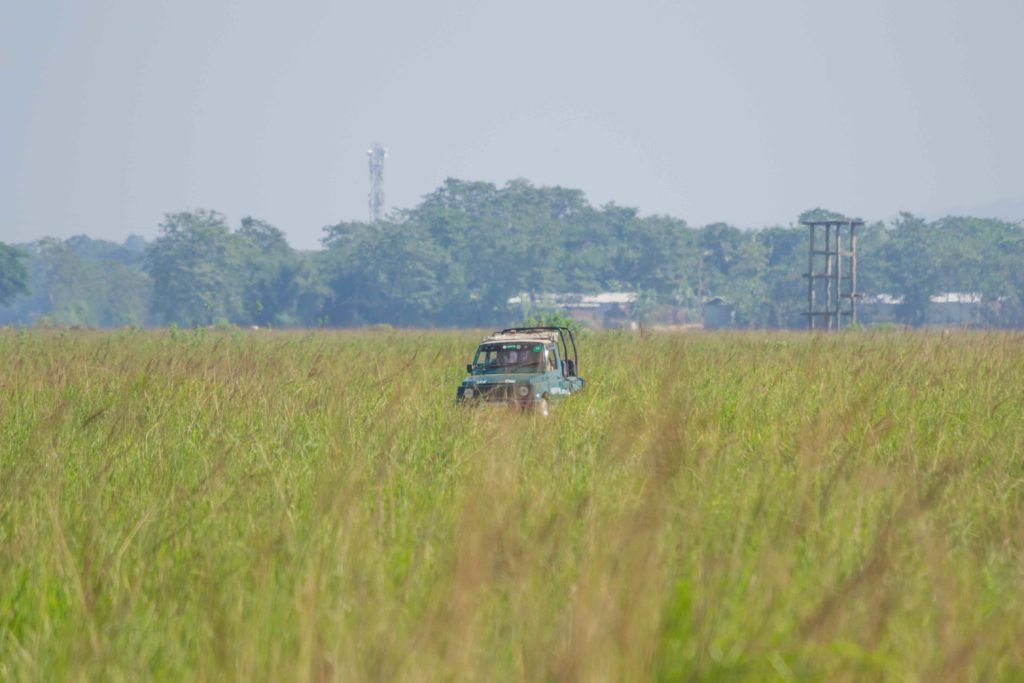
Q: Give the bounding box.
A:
[3,0,1022,249]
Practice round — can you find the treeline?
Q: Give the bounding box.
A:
[2,178,1023,328]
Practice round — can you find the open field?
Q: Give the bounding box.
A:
[1,329,1023,681]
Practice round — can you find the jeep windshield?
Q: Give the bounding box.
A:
[470,342,544,374]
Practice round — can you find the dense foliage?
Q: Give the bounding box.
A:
[2,179,1023,327]
[0,242,29,306]
[2,329,1023,679]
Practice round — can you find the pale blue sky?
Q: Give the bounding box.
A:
[2,0,1022,249]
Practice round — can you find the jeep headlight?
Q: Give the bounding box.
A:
[464,387,475,399]
[516,385,530,398]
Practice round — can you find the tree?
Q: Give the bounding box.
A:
[35,238,150,326]
[757,226,805,327]
[9,179,1024,330]
[798,207,855,223]
[879,212,997,324]
[146,210,240,326]
[235,217,312,326]
[0,243,29,306]
[722,239,769,327]
[0,238,150,327]
[320,219,453,326]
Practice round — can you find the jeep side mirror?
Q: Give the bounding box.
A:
[466,363,473,373]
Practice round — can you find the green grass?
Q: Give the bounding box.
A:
[1,329,1023,681]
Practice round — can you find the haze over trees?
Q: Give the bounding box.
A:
[0,243,29,307]
[2,179,1023,328]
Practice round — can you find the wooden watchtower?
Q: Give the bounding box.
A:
[801,218,862,330]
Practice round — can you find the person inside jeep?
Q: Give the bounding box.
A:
[474,343,543,373]
[546,346,558,371]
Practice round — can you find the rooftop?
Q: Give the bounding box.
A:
[481,330,560,344]
[507,292,637,307]
[930,292,982,304]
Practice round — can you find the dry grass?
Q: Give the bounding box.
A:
[1,328,1023,681]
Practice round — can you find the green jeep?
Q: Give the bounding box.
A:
[455,326,585,416]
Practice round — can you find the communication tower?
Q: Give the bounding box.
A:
[367,144,387,222]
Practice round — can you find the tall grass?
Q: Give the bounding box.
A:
[1,328,1023,681]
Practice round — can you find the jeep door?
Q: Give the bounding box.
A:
[545,344,570,400]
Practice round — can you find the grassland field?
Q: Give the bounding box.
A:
[1,328,1023,681]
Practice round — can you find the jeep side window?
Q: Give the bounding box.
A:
[547,345,559,371]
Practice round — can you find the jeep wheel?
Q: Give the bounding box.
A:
[536,396,550,418]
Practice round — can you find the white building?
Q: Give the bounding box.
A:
[509,292,638,329]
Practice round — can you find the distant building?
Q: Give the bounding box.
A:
[508,292,638,329]
[859,292,985,326]
[926,292,982,326]
[702,297,735,329]
[859,293,903,324]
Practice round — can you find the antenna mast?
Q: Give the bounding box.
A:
[367,143,387,222]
